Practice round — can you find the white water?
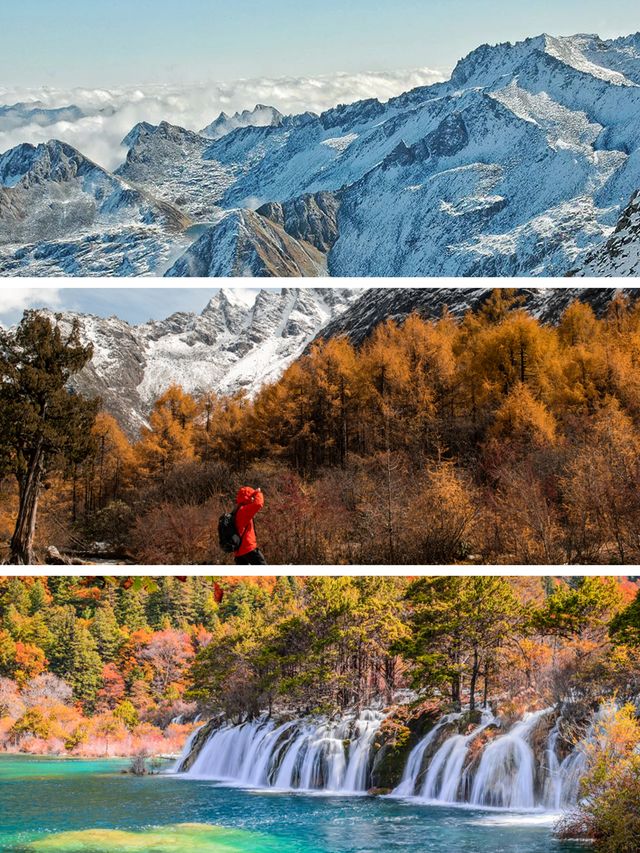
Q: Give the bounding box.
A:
[177,705,597,809]
[543,707,608,810]
[392,713,461,797]
[391,706,595,811]
[470,710,549,809]
[418,709,495,803]
[181,710,385,793]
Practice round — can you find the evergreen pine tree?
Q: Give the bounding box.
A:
[28,579,48,615]
[90,603,122,661]
[116,587,148,631]
[0,312,98,564]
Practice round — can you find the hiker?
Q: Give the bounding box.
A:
[233,486,266,565]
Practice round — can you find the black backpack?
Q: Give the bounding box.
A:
[218,508,248,553]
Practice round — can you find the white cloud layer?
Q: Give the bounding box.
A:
[0,288,61,327]
[0,68,446,172]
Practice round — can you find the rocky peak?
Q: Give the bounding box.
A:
[200,104,285,140]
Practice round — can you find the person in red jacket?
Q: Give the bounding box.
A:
[234,486,266,565]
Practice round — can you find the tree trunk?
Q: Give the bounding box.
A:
[469,648,479,711]
[9,440,44,564]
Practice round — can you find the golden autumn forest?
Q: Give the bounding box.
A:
[3,289,640,564]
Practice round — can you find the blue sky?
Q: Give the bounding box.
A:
[0,288,262,327]
[3,0,639,86]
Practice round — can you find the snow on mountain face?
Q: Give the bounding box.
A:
[570,190,640,276]
[0,139,191,276]
[115,121,235,219]
[200,104,285,140]
[168,31,640,277]
[44,288,361,434]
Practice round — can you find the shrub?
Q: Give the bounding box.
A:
[555,704,640,852]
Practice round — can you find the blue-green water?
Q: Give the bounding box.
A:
[0,756,584,853]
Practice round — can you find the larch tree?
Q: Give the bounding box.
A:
[0,312,98,564]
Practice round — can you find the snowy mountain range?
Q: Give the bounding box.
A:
[3,32,640,276]
[25,286,634,434]
[47,288,360,433]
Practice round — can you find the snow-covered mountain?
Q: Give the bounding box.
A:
[3,31,640,276]
[115,121,235,220]
[47,288,361,433]
[200,104,285,140]
[0,139,190,276]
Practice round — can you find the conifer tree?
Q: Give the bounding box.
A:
[90,603,122,661]
[0,312,98,564]
[116,586,148,631]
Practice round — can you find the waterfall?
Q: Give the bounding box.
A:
[343,710,384,792]
[175,704,599,810]
[543,708,607,809]
[543,718,563,809]
[419,709,495,803]
[392,713,462,797]
[178,710,385,794]
[171,726,201,773]
[470,710,549,809]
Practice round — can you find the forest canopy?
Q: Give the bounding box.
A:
[1,575,638,744]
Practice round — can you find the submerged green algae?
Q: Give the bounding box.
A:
[26,823,303,853]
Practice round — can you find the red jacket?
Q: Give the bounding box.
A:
[234,487,264,557]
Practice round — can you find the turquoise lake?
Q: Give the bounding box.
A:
[0,755,584,853]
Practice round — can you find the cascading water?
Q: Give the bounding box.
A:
[469,709,550,809]
[392,706,599,811]
[418,709,495,803]
[543,707,609,810]
[178,710,386,794]
[176,705,598,810]
[392,713,462,797]
[171,725,201,773]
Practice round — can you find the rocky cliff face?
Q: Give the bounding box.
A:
[257,191,340,253]
[570,189,640,276]
[165,209,328,277]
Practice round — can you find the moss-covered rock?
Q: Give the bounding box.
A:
[369,702,441,789]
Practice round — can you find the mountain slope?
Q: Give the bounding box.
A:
[314,287,636,345]
[165,209,328,277]
[159,32,640,277]
[570,189,640,275]
[0,139,191,276]
[116,121,235,219]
